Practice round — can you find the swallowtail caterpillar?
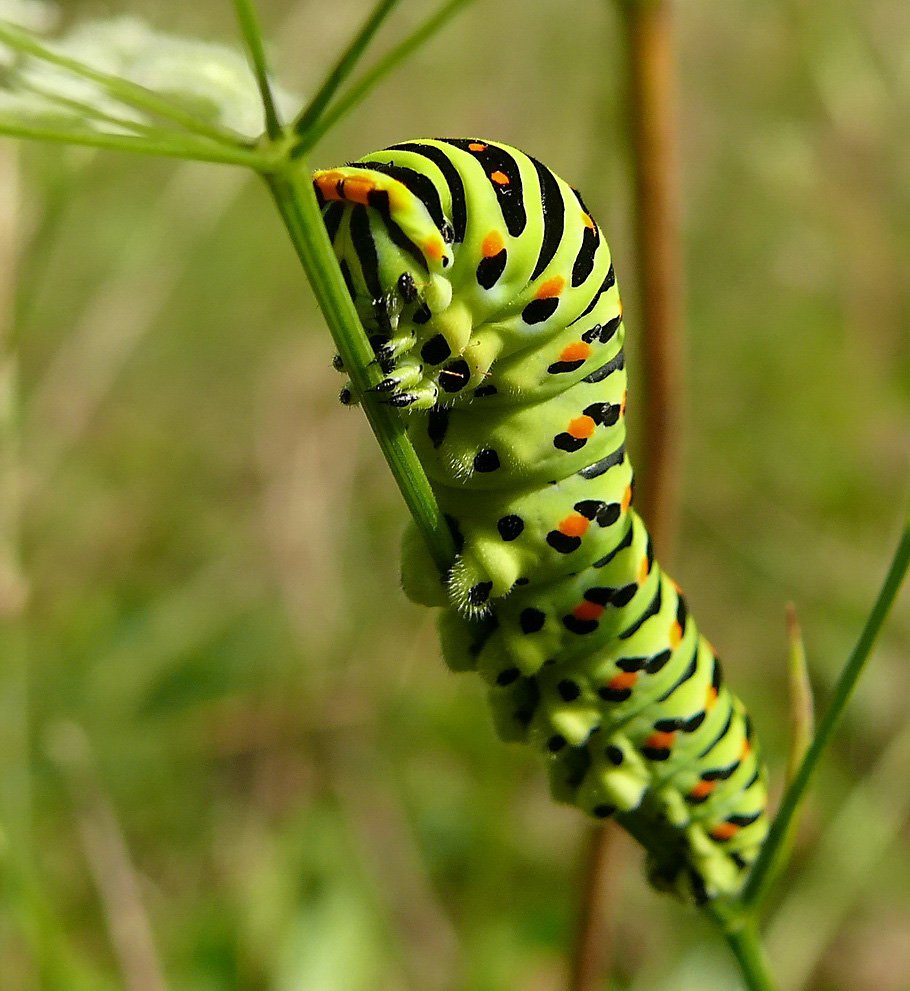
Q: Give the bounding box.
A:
[313,138,768,901]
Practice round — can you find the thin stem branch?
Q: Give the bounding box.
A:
[265,164,455,573]
[0,20,246,146]
[0,118,277,169]
[293,0,478,156]
[231,0,283,139]
[14,82,165,136]
[293,0,401,137]
[742,512,910,909]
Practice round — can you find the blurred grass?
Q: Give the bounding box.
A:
[1,1,908,989]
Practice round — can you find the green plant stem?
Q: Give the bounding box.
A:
[265,162,455,573]
[742,512,910,910]
[293,0,401,137]
[293,0,478,157]
[0,118,277,168]
[231,0,283,139]
[0,20,245,146]
[714,913,777,991]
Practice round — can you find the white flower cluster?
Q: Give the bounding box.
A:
[0,7,298,138]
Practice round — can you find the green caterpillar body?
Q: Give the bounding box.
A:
[314,138,768,901]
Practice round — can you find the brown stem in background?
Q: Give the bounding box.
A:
[0,148,32,871]
[571,2,684,988]
[626,0,684,556]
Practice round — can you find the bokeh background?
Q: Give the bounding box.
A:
[1,1,908,988]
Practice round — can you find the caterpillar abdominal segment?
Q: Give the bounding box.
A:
[314,138,769,902]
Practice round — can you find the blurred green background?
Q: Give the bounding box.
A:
[1,1,908,989]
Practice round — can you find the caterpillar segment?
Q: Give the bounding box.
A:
[315,138,769,901]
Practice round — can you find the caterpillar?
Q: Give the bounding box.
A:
[313,138,768,902]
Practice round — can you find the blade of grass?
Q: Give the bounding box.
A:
[46,722,169,991]
[785,603,813,786]
[0,20,247,146]
[766,720,910,990]
[0,118,277,168]
[293,0,479,156]
[293,0,401,137]
[231,0,282,139]
[742,510,910,910]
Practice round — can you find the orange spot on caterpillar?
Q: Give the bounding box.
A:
[710,823,739,842]
[559,341,591,363]
[741,739,752,759]
[468,142,487,151]
[424,238,444,261]
[568,415,596,439]
[314,171,377,206]
[536,276,565,299]
[559,514,590,538]
[608,672,637,691]
[638,555,650,584]
[620,389,628,416]
[338,177,376,205]
[645,730,676,751]
[690,780,716,800]
[706,686,719,710]
[573,601,605,622]
[490,170,510,185]
[482,231,504,257]
[621,485,633,512]
[669,621,683,648]
[582,212,595,230]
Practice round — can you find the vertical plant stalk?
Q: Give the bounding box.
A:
[571,2,684,989]
[708,908,777,991]
[569,823,621,991]
[624,0,684,554]
[0,147,31,865]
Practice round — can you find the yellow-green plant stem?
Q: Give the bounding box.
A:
[0,20,246,146]
[264,161,455,574]
[231,0,283,139]
[742,512,910,910]
[293,0,479,158]
[707,904,777,991]
[293,0,402,137]
[0,118,276,168]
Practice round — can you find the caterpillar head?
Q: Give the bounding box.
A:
[313,166,454,332]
